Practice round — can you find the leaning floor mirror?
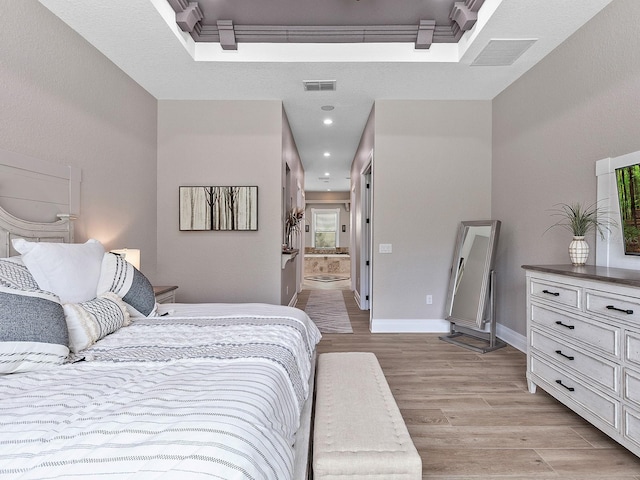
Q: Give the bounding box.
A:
[440,220,505,353]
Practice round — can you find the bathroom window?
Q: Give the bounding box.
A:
[312,208,340,248]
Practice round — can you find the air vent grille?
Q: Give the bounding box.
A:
[471,39,537,66]
[303,80,337,92]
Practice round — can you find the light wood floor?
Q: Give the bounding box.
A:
[296,288,640,479]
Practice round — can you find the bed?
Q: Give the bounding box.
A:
[0,194,320,478]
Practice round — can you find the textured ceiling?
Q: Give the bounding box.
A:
[38,0,615,192]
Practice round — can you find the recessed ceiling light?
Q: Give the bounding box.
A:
[323,118,333,125]
[321,105,334,111]
[324,172,330,176]
[323,152,331,157]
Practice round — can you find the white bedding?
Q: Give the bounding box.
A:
[0,304,321,479]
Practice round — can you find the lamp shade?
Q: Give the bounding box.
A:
[111,248,141,270]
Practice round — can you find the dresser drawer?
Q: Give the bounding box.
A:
[624,368,640,409]
[625,330,640,369]
[530,278,581,310]
[624,406,640,451]
[530,304,620,357]
[586,290,640,324]
[531,329,619,393]
[530,356,619,430]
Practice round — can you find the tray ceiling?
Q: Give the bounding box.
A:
[167,0,484,49]
[38,0,615,192]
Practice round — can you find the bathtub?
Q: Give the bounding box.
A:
[304,254,351,275]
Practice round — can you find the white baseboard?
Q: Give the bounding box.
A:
[288,292,298,308]
[370,318,451,333]
[353,290,361,307]
[369,318,527,353]
[496,323,527,353]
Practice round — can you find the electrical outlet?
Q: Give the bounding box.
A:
[426,295,433,305]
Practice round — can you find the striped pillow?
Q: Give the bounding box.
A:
[0,286,69,374]
[0,257,40,291]
[63,293,130,353]
[96,252,157,317]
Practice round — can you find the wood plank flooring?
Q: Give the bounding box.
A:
[297,288,640,479]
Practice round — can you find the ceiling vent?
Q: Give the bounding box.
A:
[471,39,537,66]
[303,80,337,92]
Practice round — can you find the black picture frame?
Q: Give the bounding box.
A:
[179,186,258,231]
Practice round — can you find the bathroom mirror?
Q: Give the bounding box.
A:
[441,220,504,353]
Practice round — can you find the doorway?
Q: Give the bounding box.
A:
[302,197,351,291]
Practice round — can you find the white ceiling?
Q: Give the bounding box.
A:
[38,0,614,192]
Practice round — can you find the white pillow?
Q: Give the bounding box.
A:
[12,239,105,304]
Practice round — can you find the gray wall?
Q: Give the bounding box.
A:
[0,1,158,277]
[372,100,492,324]
[492,0,640,336]
[156,100,285,304]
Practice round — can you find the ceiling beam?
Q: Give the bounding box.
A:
[168,0,204,33]
[450,0,485,32]
[415,20,436,49]
[217,20,237,50]
[195,24,461,45]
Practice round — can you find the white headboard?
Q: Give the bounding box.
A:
[0,209,73,257]
[0,148,80,257]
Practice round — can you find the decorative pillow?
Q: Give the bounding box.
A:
[63,292,130,353]
[12,239,105,304]
[96,252,158,317]
[0,286,69,374]
[0,256,40,291]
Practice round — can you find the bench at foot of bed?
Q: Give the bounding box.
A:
[313,352,422,480]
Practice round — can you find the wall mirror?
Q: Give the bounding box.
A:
[440,220,505,353]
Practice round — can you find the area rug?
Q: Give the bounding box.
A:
[305,275,348,283]
[303,290,353,334]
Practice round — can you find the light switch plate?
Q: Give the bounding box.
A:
[379,243,393,254]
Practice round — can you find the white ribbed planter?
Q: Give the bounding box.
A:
[569,236,589,265]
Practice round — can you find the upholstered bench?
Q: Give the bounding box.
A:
[313,352,422,480]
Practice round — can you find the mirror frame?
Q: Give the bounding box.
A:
[444,220,501,329]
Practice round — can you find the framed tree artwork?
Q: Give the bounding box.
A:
[179,186,258,231]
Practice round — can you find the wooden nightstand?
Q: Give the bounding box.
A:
[153,285,178,304]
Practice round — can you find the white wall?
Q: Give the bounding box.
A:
[157,100,284,303]
[0,1,158,277]
[492,0,640,336]
[371,100,492,328]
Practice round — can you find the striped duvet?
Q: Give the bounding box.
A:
[0,304,321,479]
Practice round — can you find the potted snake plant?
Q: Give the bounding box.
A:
[546,202,614,265]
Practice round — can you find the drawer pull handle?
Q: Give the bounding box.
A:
[555,380,575,392]
[555,350,575,360]
[606,305,633,315]
[555,321,575,330]
[542,289,560,297]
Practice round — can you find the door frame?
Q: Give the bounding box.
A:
[360,154,373,314]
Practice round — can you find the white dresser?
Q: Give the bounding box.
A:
[524,265,640,457]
